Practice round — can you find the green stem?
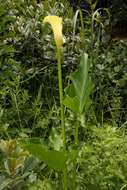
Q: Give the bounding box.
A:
[120,184,127,190]
[74,118,79,145]
[73,117,79,189]
[57,48,67,190]
[79,9,85,49]
[57,49,66,150]
[13,93,22,128]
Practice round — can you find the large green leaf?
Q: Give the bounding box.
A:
[63,53,93,114]
[20,140,67,171]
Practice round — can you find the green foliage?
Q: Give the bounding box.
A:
[92,42,127,125]
[0,139,38,190]
[78,125,127,190]
[0,0,127,189]
[64,53,93,114]
[26,179,53,190]
[20,139,67,171]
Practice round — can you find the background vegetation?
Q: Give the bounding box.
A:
[0,0,127,189]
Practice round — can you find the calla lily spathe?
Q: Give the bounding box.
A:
[43,15,63,49]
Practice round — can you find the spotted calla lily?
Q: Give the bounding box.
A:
[43,15,63,49]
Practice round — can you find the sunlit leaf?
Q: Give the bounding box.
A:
[20,140,67,171]
[63,53,93,114]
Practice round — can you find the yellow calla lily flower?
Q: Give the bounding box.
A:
[43,15,63,49]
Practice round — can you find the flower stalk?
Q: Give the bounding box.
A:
[43,15,67,190]
[57,48,66,150]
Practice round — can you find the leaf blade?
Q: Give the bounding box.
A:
[63,53,93,114]
[20,140,67,171]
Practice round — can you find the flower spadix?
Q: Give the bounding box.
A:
[43,16,63,49]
